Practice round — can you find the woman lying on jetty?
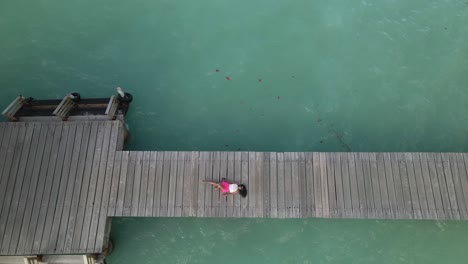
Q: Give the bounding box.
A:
[202,178,247,197]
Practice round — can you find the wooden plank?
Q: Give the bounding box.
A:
[262,152,270,218]
[0,123,9,223]
[0,123,27,249]
[276,153,285,218]
[291,152,300,217]
[175,152,186,217]
[396,153,413,218]
[189,151,200,217]
[0,123,22,216]
[448,153,467,219]
[305,153,314,217]
[34,123,68,253]
[153,152,164,217]
[218,152,228,217]
[131,151,143,216]
[458,153,468,218]
[412,153,429,219]
[45,123,78,253]
[303,152,315,217]
[339,153,352,218]
[50,123,83,253]
[319,152,329,217]
[115,121,125,151]
[209,151,218,217]
[0,123,14,208]
[196,152,207,217]
[360,153,375,218]
[68,122,98,251]
[20,123,52,253]
[0,122,12,182]
[298,153,307,217]
[283,152,293,217]
[333,153,345,218]
[42,123,74,253]
[68,122,96,252]
[441,153,460,219]
[255,152,264,218]
[404,153,422,219]
[0,123,31,254]
[114,151,129,217]
[138,151,150,216]
[15,123,49,254]
[375,153,390,219]
[233,152,242,217]
[424,153,445,219]
[246,152,254,217]
[326,153,336,218]
[239,152,251,218]
[78,122,105,252]
[269,153,278,218]
[108,152,123,216]
[95,122,120,252]
[23,123,59,253]
[417,153,437,219]
[383,153,397,218]
[210,151,220,217]
[159,152,171,217]
[433,153,453,219]
[145,152,156,217]
[390,153,405,218]
[86,122,113,252]
[312,153,322,217]
[203,152,214,217]
[60,123,91,253]
[40,123,74,253]
[4,123,39,254]
[226,152,235,217]
[353,153,367,218]
[347,153,361,218]
[0,120,5,147]
[123,151,136,216]
[369,153,383,218]
[167,151,178,217]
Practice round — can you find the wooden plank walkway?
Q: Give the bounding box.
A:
[1,120,468,256]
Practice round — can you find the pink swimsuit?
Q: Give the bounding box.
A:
[221,180,230,193]
[221,180,237,193]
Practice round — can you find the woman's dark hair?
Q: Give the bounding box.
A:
[238,184,247,198]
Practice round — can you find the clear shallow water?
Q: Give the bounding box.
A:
[1,0,468,263]
[107,218,468,264]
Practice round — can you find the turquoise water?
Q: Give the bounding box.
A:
[107,218,468,264]
[2,0,468,263]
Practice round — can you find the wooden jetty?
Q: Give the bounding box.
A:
[1,93,468,258]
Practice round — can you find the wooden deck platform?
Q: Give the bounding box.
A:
[1,119,468,256]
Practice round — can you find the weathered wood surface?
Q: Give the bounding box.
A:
[1,120,468,256]
[0,121,124,256]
